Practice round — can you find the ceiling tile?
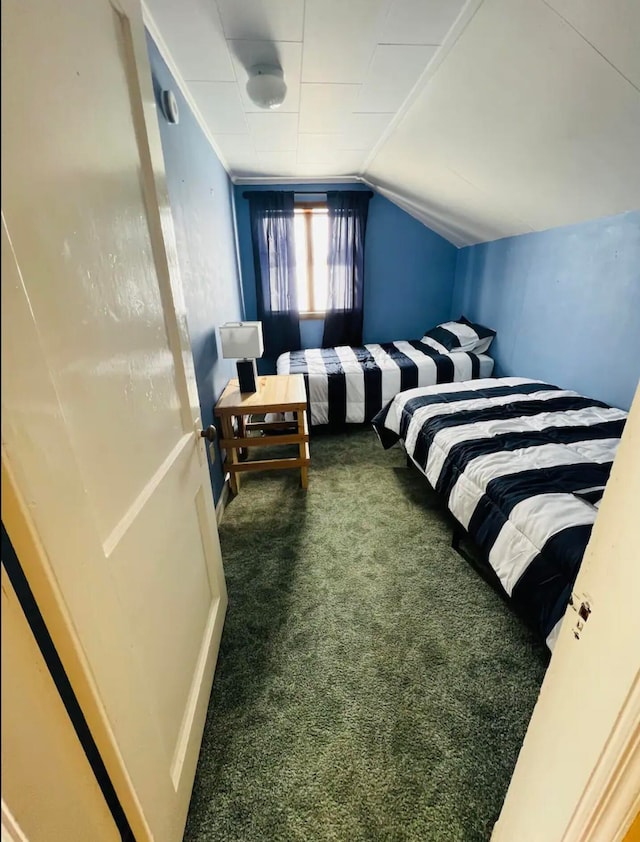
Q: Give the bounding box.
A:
[341,114,394,146]
[297,135,334,164]
[146,0,234,81]
[545,0,640,88]
[379,0,466,45]
[230,155,266,178]
[250,134,298,153]
[188,82,248,133]
[356,85,408,113]
[366,45,437,88]
[215,0,304,42]
[333,135,378,152]
[302,0,390,83]
[257,150,300,175]
[354,45,437,113]
[212,134,257,159]
[297,129,383,157]
[318,114,394,151]
[229,40,302,112]
[246,112,299,150]
[324,151,365,173]
[299,84,361,133]
[293,154,365,176]
[297,134,364,163]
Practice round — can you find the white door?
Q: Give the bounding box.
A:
[1,1,227,840]
[493,386,640,842]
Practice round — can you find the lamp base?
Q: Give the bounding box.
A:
[236,359,257,393]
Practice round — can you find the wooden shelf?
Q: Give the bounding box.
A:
[224,451,310,475]
[220,431,309,450]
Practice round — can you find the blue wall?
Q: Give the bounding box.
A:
[146,34,244,502]
[451,210,640,410]
[234,183,458,362]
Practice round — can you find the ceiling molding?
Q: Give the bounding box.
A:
[231,175,366,186]
[360,0,486,176]
[141,1,232,175]
[361,176,466,247]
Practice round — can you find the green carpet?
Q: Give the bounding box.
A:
[184,428,548,842]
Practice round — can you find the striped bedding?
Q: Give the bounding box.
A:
[372,377,627,649]
[277,343,494,426]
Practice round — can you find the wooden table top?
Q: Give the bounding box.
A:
[215,374,307,415]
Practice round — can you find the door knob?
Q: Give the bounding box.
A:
[200,425,217,443]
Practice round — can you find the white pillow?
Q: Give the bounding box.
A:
[421,320,479,354]
[421,317,496,354]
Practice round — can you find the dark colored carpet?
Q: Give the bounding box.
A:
[184,428,548,842]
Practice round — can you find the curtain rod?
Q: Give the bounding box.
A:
[242,190,374,198]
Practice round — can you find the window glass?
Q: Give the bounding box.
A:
[293,205,329,315]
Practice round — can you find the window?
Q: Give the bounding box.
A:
[293,203,329,317]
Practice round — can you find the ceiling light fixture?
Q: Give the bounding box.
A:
[246,64,287,110]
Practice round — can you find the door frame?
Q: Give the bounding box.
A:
[563,671,640,841]
[493,627,639,842]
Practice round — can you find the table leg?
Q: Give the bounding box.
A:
[221,414,240,494]
[298,409,308,490]
[237,413,248,461]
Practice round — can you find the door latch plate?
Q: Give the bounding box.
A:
[568,591,592,640]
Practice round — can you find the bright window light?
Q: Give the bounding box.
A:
[293,205,329,316]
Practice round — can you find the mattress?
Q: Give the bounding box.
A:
[372,377,627,648]
[277,342,494,426]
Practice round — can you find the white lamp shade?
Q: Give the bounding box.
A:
[219,322,264,359]
[246,65,287,109]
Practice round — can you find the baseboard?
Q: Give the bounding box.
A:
[215,478,231,526]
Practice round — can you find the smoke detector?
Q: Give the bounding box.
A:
[246,64,287,110]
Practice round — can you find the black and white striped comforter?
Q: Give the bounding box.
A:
[277,343,494,426]
[372,377,627,649]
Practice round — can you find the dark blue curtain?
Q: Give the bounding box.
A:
[322,191,371,348]
[248,191,301,359]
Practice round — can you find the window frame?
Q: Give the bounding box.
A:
[293,201,329,319]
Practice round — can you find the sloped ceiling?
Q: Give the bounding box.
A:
[144,0,640,246]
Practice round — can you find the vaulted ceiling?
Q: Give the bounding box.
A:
[144,0,640,246]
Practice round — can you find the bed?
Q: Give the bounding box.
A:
[372,377,627,649]
[277,342,494,427]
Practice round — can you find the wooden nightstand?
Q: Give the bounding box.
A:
[214,374,310,494]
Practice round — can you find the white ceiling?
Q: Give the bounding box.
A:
[144,0,640,246]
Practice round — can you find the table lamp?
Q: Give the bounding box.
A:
[219,321,264,393]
